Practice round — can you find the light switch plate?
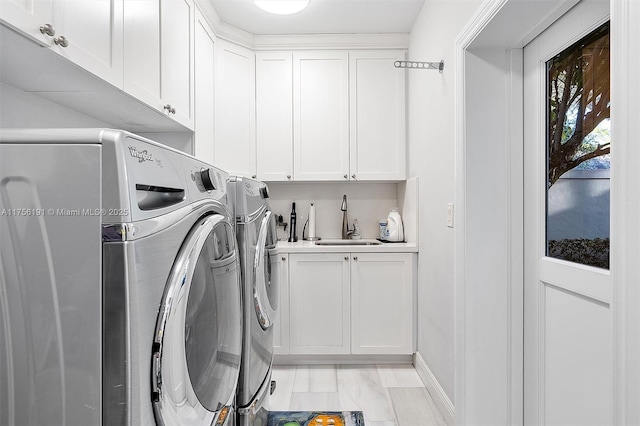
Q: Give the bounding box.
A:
[447,203,454,228]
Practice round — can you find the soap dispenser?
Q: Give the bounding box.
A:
[288,202,298,242]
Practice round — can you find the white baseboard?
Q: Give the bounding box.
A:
[413,352,455,425]
[274,354,413,365]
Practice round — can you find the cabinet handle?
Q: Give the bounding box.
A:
[343,174,348,179]
[53,36,69,48]
[252,175,257,179]
[344,256,349,261]
[163,104,176,114]
[287,175,291,180]
[39,23,56,37]
[352,174,356,179]
[353,256,358,261]
[281,257,286,261]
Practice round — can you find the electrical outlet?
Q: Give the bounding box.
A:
[447,203,454,228]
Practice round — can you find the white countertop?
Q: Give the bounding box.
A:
[276,239,418,253]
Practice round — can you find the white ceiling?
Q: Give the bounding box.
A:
[207,0,426,35]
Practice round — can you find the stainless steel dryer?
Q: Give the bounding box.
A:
[0,129,242,426]
[227,177,278,426]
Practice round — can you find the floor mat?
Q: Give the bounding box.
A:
[267,411,365,426]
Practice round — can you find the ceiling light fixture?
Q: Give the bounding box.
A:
[253,0,310,15]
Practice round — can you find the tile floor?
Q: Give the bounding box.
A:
[265,364,447,426]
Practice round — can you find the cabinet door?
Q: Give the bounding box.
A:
[161,0,193,128]
[52,0,123,87]
[193,8,215,163]
[289,253,350,354]
[349,51,406,181]
[351,253,413,354]
[0,0,53,46]
[256,51,293,182]
[293,51,349,181]
[1,0,123,87]
[124,0,192,128]
[215,39,256,178]
[273,254,290,355]
[124,0,161,110]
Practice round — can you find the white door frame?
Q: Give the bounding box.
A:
[609,1,640,424]
[454,0,639,424]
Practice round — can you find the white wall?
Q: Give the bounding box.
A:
[407,0,483,406]
[268,179,418,243]
[268,182,400,241]
[462,47,516,425]
[548,170,610,240]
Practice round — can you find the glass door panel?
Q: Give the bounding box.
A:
[546,22,610,269]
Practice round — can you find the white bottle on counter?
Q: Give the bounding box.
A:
[379,219,387,240]
[385,208,404,242]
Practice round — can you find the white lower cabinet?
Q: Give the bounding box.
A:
[351,252,413,354]
[273,254,290,355]
[286,252,414,356]
[289,253,351,355]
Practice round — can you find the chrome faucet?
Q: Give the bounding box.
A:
[341,194,353,239]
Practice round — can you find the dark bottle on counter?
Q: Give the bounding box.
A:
[288,202,298,242]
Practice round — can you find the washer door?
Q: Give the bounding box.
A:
[152,214,242,426]
[252,210,278,330]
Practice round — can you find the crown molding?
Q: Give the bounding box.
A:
[195,0,255,49]
[194,0,409,50]
[253,33,409,51]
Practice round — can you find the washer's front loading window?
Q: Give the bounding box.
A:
[152,214,242,425]
[186,220,240,409]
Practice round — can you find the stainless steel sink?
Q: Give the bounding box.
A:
[314,240,382,246]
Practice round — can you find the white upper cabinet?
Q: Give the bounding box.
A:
[1,0,123,87]
[256,51,293,182]
[349,50,406,181]
[0,0,53,45]
[123,0,161,108]
[253,48,406,182]
[214,39,256,178]
[193,8,215,163]
[124,0,194,129]
[293,51,350,181]
[161,0,193,127]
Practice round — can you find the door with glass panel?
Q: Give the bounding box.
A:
[523,0,611,424]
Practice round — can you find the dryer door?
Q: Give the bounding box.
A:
[253,210,278,330]
[152,214,242,426]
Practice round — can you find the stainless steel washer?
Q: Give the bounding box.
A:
[0,129,242,425]
[227,177,278,426]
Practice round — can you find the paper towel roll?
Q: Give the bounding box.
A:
[309,203,316,238]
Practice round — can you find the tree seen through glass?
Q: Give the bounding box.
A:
[546,22,610,269]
